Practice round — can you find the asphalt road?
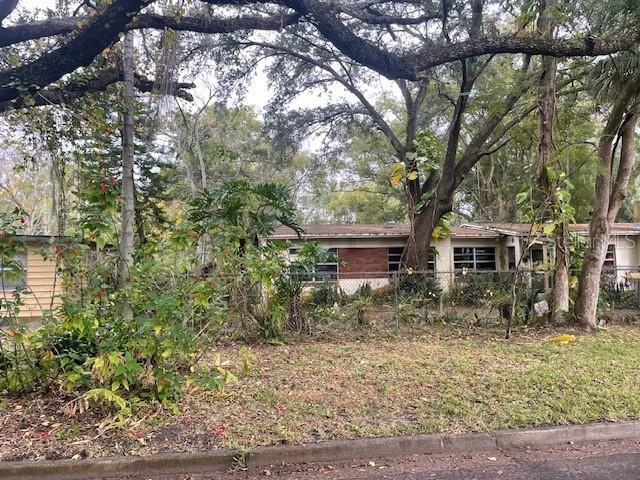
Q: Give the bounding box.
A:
[115,440,640,480]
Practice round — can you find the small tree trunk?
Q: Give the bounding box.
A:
[550,222,570,323]
[118,31,136,290]
[536,0,569,323]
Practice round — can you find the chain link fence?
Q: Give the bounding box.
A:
[294,267,640,328]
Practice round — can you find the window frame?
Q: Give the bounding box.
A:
[603,244,616,271]
[388,246,436,272]
[0,252,27,291]
[453,246,497,271]
[288,247,338,282]
[314,248,338,281]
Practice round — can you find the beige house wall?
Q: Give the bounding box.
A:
[1,243,62,319]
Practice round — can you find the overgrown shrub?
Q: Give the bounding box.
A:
[346,294,373,326]
[352,282,373,299]
[0,251,231,415]
[447,272,509,306]
[599,276,638,311]
[308,281,344,307]
[392,273,441,303]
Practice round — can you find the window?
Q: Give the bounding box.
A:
[388,247,403,272]
[0,252,27,290]
[388,247,436,272]
[604,244,616,271]
[315,248,338,281]
[453,247,496,271]
[531,247,544,265]
[507,246,516,271]
[289,247,338,281]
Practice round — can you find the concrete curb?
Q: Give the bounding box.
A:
[1,421,639,480]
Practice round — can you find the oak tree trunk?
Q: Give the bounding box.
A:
[413,199,449,270]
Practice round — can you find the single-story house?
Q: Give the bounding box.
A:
[268,223,640,294]
[1,236,63,319]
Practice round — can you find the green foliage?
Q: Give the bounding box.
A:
[345,286,373,326]
[599,277,638,311]
[393,273,442,303]
[308,281,345,307]
[0,247,231,413]
[0,209,28,320]
[189,180,302,243]
[411,131,444,181]
[449,273,513,307]
[271,242,338,335]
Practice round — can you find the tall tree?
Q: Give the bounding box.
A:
[536,0,570,323]
[118,31,136,289]
[575,66,640,330]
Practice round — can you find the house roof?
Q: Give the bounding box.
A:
[270,223,499,240]
[270,222,640,241]
[475,223,640,236]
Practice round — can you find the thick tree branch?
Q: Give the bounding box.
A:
[0,0,150,103]
[133,12,300,34]
[410,34,640,73]
[280,0,417,79]
[0,67,194,111]
[0,0,18,25]
[0,17,78,46]
[0,12,301,47]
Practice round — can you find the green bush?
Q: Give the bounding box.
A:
[0,254,230,414]
[392,273,441,304]
[599,276,638,311]
[308,281,344,307]
[447,272,510,306]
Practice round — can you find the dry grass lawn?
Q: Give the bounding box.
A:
[2,323,640,461]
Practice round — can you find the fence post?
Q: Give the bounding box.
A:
[393,272,399,334]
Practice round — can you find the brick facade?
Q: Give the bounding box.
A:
[338,247,389,278]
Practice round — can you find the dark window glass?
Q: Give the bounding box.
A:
[388,247,435,272]
[454,247,496,271]
[604,245,616,271]
[388,247,403,272]
[508,246,516,270]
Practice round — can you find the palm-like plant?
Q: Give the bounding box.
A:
[188,180,303,249]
